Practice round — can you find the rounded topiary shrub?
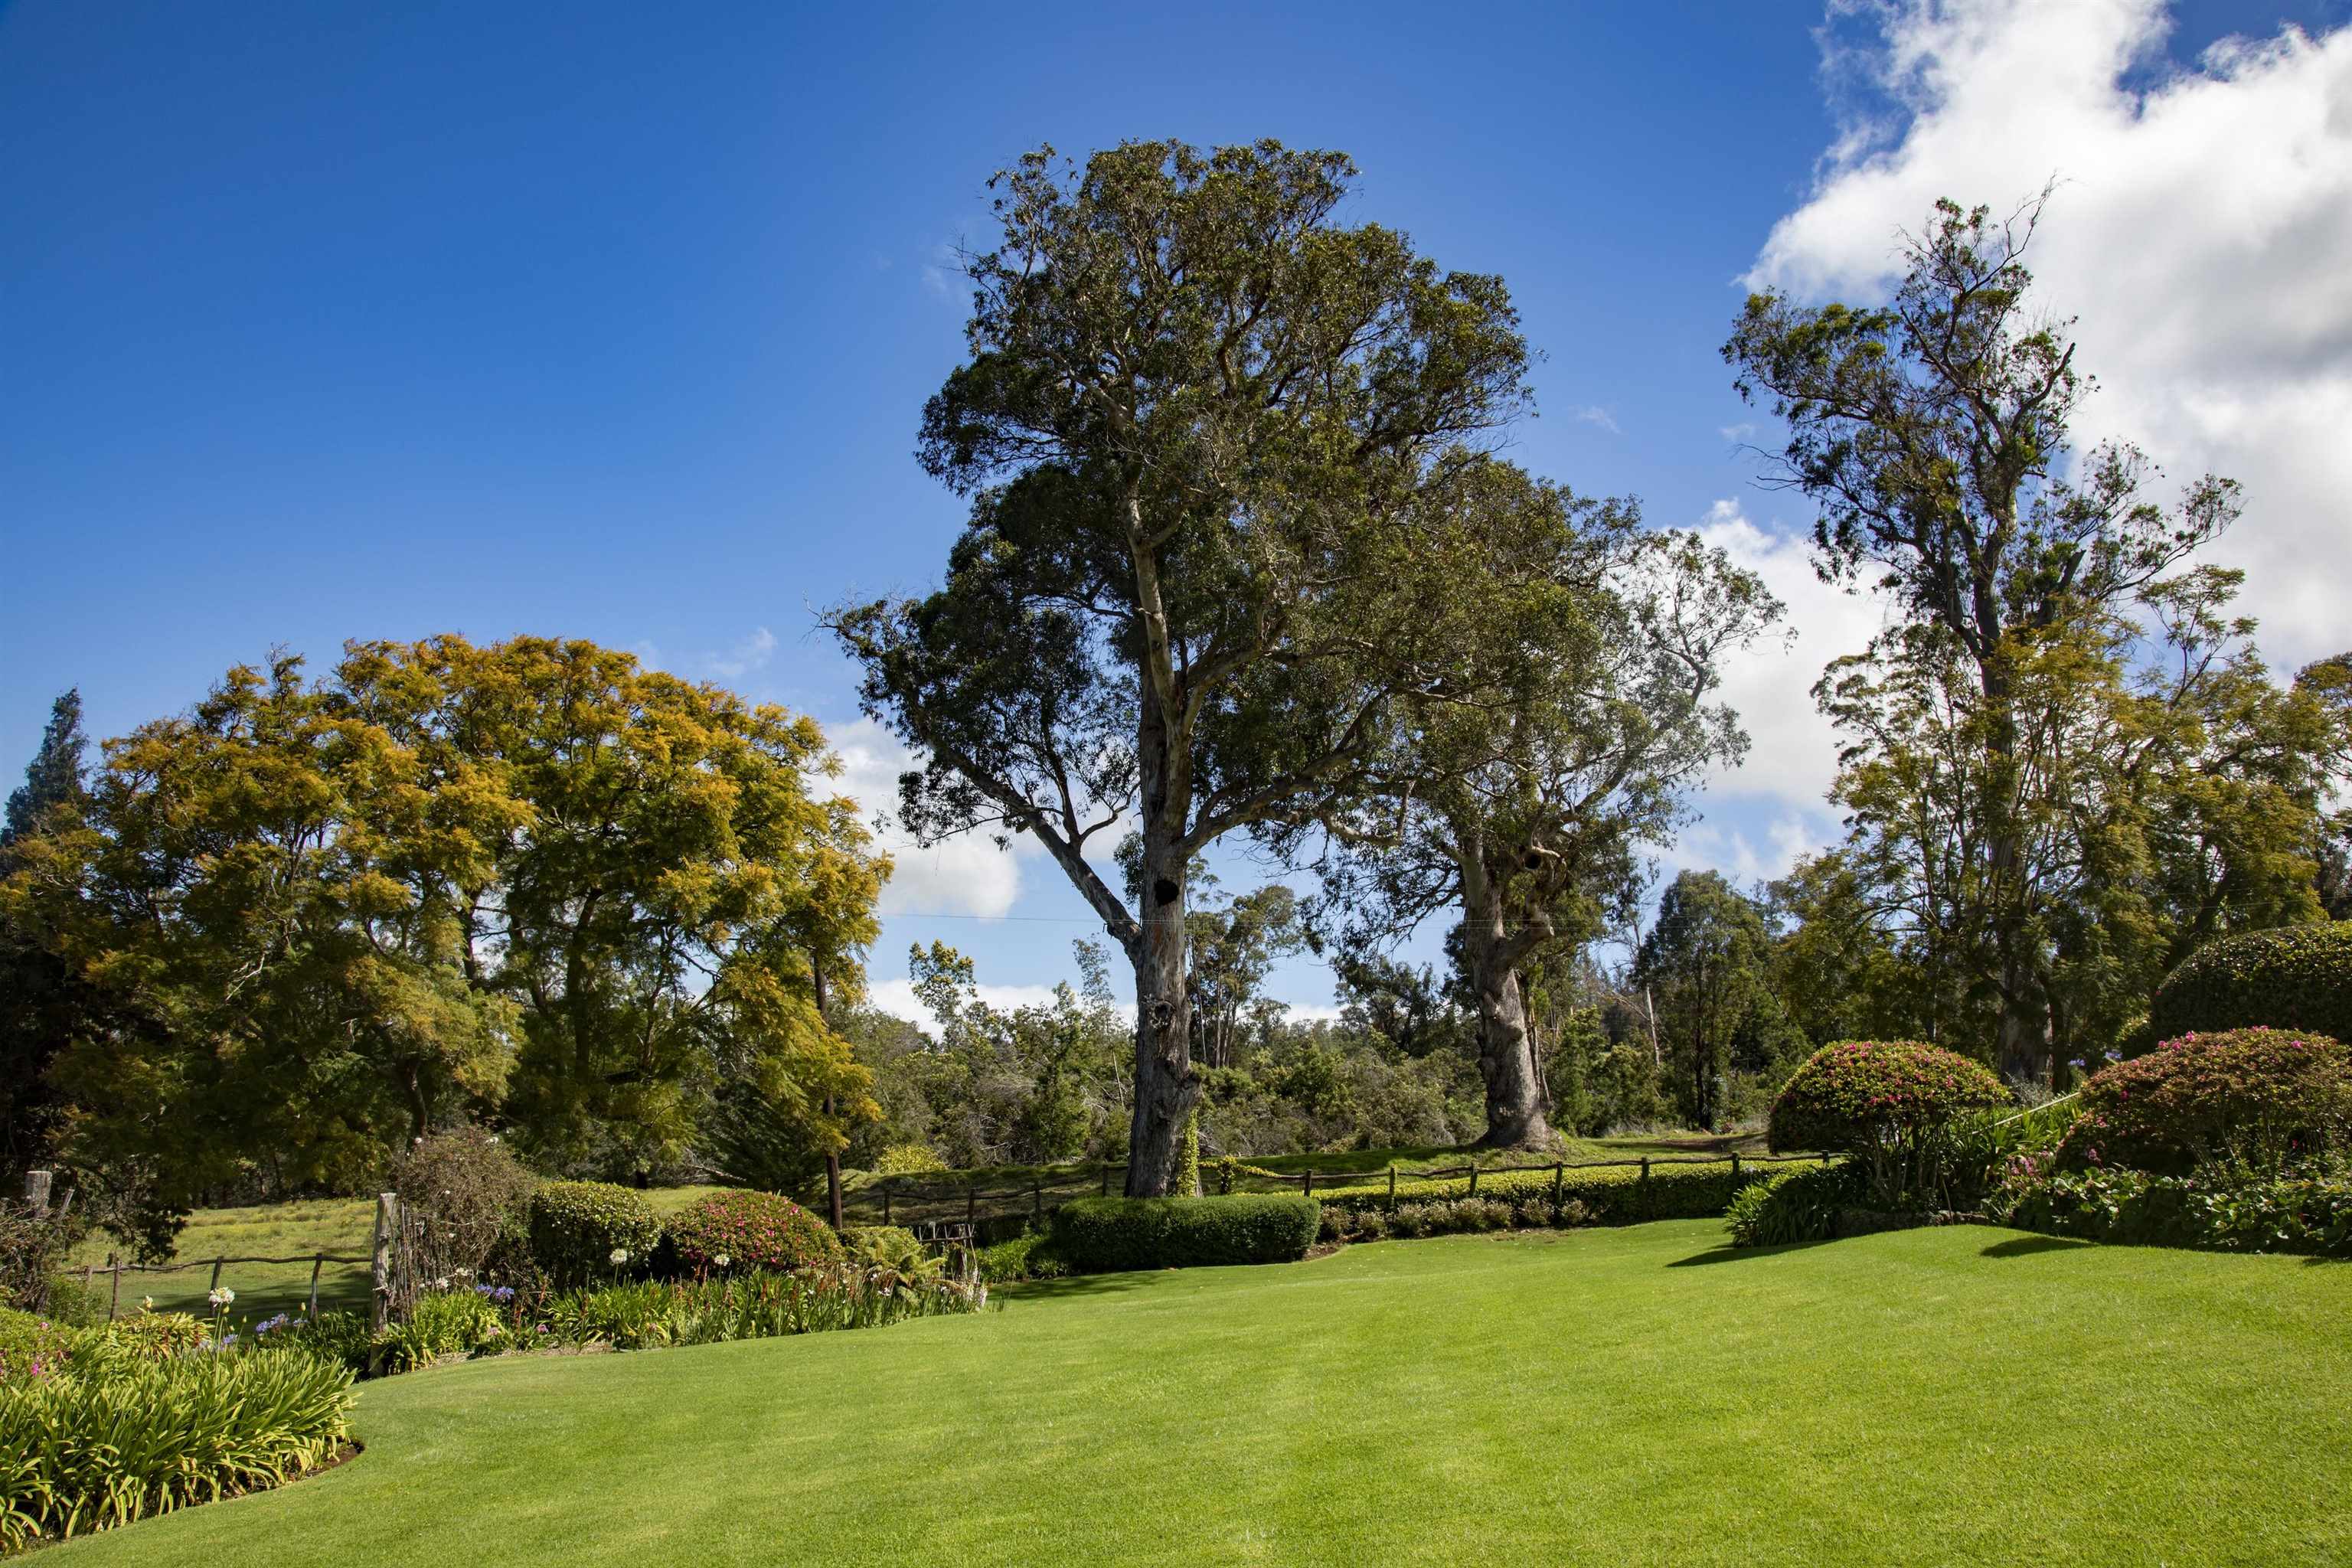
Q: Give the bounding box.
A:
[2056,1027,2352,1176]
[2152,923,2352,1045]
[1769,1040,2011,1208]
[526,1181,662,1287]
[1769,1040,2011,1152]
[663,1189,844,1274]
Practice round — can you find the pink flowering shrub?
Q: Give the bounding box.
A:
[663,1189,843,1274]
[1768,1040,2011,1209]
[2056,1027,2352,1176]
[1768,1040,2010,1154]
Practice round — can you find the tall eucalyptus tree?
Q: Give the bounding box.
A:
[831,140,1539,1191]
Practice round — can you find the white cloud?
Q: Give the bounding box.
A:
[1694,499,1890,809]
[706,626,777,679]
[824,716,1031,919]
[1566,403,1622,434]
[867,976,1064,1031]
[1654,812,1824,890]
[1752,0,2352,670]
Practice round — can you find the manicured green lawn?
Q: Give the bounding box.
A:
[50,1220,2352,1566]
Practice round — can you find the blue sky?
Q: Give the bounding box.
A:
[6,1,2348,1021]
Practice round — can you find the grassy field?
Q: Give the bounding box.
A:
[63,1187,729,1324]
[47,1220,2352,1566]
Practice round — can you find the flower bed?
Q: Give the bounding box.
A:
[0,1331,355,1554]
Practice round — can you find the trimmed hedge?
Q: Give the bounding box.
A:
[1999,1165,2352,1257]
[1312,1159,1821,1225]
[1049,1194,1320,1272]
[527,1181,663,1287]
[663,1190,843,1275]
[2152,922,2352,1045]
[2056,1026,2352,1176]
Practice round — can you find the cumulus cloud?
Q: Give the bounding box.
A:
[1751,0,2352,671]
[1693,499,1890,810]
[706,626,777,679]
[824,717,1031,919]
[1653,812,1825,890]
[866,975,1093,1033]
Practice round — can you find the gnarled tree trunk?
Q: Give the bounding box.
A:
[1459,847,1553,1149]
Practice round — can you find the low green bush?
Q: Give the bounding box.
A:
[541,1266,985,1350]
[527,1181,663,1288]
[842,1225,923,1268]
[1049,1194,1320,1272]
[662,1189,844,1275]
[0,1348,357,1552]
[0,1307,74,1384]
[89,1307,208,1366]
[2152,922,2352,1044]
[976,1230,1068,1283]
[1997,1165,2352,1256]
[1313,1158,1815,1224]
[1724,1163,1867,1248]
[369,1288,507,1375]
[2056,1026,2352,1175]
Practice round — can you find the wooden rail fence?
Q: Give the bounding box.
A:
[70,1252,372,1323]
[854,1151,1824,1228]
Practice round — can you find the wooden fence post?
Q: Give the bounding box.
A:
[1468,1165,1480,1197]
[106,1252,120,1321]
[22,1170,51,1216]
[1552,1162,1563,1205]
[1302,1168,1314,1197]
[1639,1157,1651,1219]
[881,1182,892,1226]
[1731,1152,1742,1180]
[965,1184,976,1225]
[1387,1167,1398,1211]
[208,1257,224,1301]
[308,1254,325,1320]
[371,1192,396,1330]
[1032,1182,1043,1220]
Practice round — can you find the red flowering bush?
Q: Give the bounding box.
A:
[2055,1027,2352,1176]
[663,1189,844,1274]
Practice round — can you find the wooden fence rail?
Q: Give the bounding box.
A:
[75,1253,373,1323]
[854,1151,1827,1226]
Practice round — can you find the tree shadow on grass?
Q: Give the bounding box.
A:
[1665,1239,1838,1268]
[994,1272,1164,1302]
[1979,1235,2095,1259]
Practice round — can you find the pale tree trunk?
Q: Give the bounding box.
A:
[1123,697,1199,1197]
[1459,847,1554,1150]
[1980,654,2048,1087]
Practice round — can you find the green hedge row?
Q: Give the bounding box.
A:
[1313,1159,1825,1223]
[1050,1194,1320,1272]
